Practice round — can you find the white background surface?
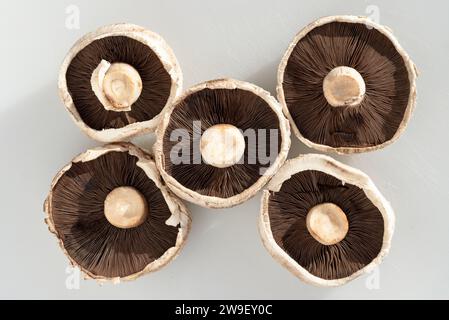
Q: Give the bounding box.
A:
[1,0,448,299]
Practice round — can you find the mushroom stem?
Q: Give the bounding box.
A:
[323,66,365,107]
[104,186,148,229]
[200,124,245,168]
[91,60,142,112]
[306,203,349,245]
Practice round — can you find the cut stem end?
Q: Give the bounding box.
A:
[200,124,245,168]
[306,202,349,245]
[91,60,142,112]
[104,186,148,229]
[323,66,365,107]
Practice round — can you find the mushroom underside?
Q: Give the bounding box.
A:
[50,151,179,278]
[66,35,171,130]
[283,21,411,148]
[268,169,384,280]
[162,88,282,198]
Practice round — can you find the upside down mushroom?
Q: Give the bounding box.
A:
[278,15,417,154]
[154,78,291,208]
[59,23,182,142]
[44,143,191,282]
[259,154,394,286]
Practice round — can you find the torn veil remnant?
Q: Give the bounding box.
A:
[278,15,417,154]
[59,23,182,142]
[154,78,291,209]
[259,154,394,286]
[44,143,191,282]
